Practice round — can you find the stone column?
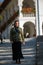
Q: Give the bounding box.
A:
[18,0,24,17]
[36,0,40,36]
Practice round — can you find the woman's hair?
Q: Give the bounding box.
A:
[14,20,19,27]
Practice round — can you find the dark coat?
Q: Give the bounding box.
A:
[10,27,24,60]
[12,41,24,60]
[10,27,24,42]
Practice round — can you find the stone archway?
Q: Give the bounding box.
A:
[21,0,36,16]
[22,0,35,8]
[23,22,36,38]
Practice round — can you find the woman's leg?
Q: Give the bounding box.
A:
[18,58,21,64]
[19,58,20,62]
[16,59,21,64]
[1,38,2,43]
[16,59,17,63]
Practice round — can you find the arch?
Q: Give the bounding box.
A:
[23,21,36,38]
[22,0,35,8]
[22,0,36,16]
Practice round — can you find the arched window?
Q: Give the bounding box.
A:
[23,22,36,38]
[22,0,36,17]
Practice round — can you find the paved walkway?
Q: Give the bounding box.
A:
[0,37,36,65]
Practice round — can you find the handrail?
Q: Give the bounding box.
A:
[0,10,19,33]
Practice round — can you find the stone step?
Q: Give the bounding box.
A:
[0,38,36,65]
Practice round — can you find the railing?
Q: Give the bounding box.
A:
[1,6,19,25]
[23,13,35,17]
[0,10,19,32]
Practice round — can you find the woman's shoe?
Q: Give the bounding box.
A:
[16,61,21,64]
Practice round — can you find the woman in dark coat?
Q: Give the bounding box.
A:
[10,20,24,64]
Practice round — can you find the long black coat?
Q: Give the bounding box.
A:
[12,41,24,60]
[10,27,24,60]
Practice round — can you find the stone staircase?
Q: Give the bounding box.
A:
[0,38,36,65]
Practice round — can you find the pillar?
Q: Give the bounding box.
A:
[36,0,40,36]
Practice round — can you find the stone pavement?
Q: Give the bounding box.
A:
[0,37,36,65]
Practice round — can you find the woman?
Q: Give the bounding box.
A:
[10,20,24,64]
